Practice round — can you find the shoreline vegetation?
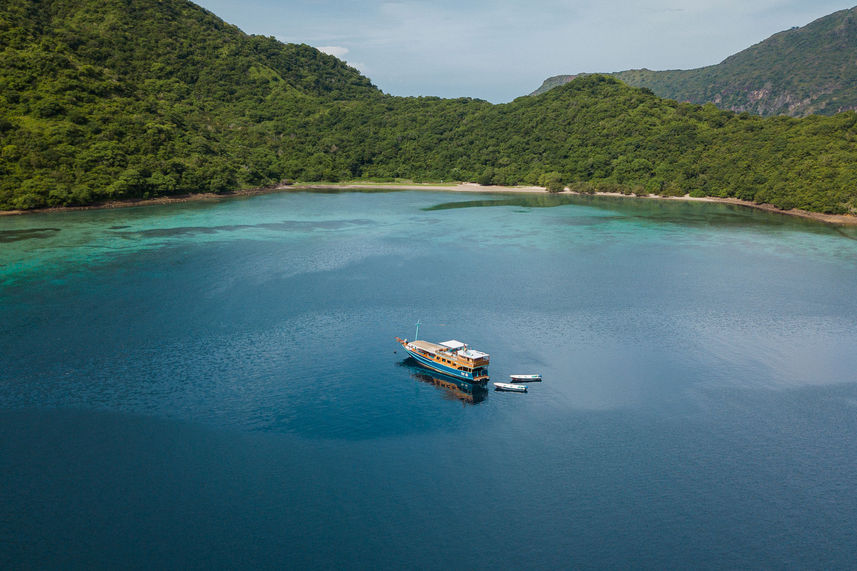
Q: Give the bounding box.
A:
[3,2,857,216]
[2,181,855,226]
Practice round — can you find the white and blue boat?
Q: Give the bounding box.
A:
[510,374,541,382]
[493,382,527,392]
[396,322,489,384]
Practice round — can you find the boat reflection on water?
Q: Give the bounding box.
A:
[399,359,488,405]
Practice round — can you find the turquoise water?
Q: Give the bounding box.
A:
[2,191,857,568]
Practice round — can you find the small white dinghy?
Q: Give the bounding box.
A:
[494,382,527,392]
[510,374,541,382]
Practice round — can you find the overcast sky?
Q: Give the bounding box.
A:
[194,0,851,102]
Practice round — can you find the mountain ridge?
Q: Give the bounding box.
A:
[531,6,857,117]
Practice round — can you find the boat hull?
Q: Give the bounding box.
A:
[401,345,488,384]
[510,375,541,382]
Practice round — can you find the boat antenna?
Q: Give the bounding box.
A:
[414,319,421,341]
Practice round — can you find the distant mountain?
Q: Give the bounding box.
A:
[530,75,579,97]
[531,7,857,117]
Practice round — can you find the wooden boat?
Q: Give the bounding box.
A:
[396,321,489,384]
[510,374,541,382]
[493,382,527,392]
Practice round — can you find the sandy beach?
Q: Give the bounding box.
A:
[2,181,856,226]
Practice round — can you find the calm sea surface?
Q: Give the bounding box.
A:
[2,191,857,569]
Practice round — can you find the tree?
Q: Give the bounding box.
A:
[539,172,565,193]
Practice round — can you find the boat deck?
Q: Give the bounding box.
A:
[408,340,449,353]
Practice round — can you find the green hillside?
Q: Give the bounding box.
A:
[0,0,379,209]
[533,7,857,118]
[2,0,857,215]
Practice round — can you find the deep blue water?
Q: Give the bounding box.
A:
[2,191,857,569]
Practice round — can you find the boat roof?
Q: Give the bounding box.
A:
[440,340,466,349]
[409,340,448,352]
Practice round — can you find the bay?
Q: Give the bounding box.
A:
[2,191,857,569]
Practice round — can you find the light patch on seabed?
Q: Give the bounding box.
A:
[3,191,856,283]
[0,194,407,286]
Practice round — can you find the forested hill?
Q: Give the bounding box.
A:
[0,0,380,209]
[1,0,857,215]
[532,7,857,118]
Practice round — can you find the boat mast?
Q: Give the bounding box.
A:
[414,319,421,341]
